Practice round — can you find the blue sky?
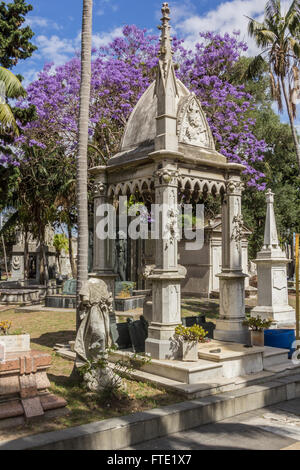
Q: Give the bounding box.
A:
[12,0,294,126]
[14,0,270,83]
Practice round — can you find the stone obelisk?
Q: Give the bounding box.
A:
[251,189,295,326]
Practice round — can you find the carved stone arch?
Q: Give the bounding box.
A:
[177,93,215,149]
[207,181,215,193]
[211,184,218,198]
[183,179,192,203]
[107,184,115,198]
[202,182,209,200]
[216,182,226,195]
[115,183,123,197]
[193,180,201,203]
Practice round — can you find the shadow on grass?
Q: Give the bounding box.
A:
[181,299,219,318]
[33,330,76,349]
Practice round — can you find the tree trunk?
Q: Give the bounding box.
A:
[1,235,8,281]
[76,0,93,329]
[24,230,29,280]
[281,77,300,171]
[39,229,49,286]
[67,223,76,278]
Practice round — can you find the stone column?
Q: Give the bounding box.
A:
[145,157,185,360]
[91,167,117,299]
[251,190,295,325]
[214,176,249,344]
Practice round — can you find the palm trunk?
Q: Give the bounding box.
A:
[76,0,93,329]
[67,223,76,278]
[281,77,300,171]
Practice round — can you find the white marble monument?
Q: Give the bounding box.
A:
[251,189,295,326]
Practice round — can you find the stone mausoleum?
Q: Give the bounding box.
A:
[91,2,249,359]
[88,3,297,390]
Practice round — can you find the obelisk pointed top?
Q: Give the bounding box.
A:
[158,2,174,77]
[263,189,279,250]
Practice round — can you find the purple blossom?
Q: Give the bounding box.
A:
[2,26,267,188]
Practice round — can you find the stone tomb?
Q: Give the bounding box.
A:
[90,2,250,361]
[45,278,77,309]
[0,336,67,428]
[109,340,292,391]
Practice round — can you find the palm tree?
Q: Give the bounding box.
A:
[0,66,26,134]
[246,0,300,170]
[76,0,93,328]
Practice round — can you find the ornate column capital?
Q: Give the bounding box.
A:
[93,181,108,198]
[154,167,180,186]
[225,179,244,196]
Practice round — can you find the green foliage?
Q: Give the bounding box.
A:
[0,66,26,134]
[53,233,69,254]
[233,56,300,258]
[243,315,273,331]
[175,324,209,343]
[79,347,151,398]
[0,0,37,69]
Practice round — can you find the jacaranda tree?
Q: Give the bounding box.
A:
[8,26,267,189]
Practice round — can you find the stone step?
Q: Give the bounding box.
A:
[110,350,223,384]
[264,361,300,373]
[263,347,289,368]
[128,367,275,399]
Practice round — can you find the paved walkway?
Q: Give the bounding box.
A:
[126,398,300,450]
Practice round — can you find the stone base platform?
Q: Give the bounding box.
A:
[0,350,67,428]
[53,340,300,399]
[110,341,278,384]
[251,305,296,327]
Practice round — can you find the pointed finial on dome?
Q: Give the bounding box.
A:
[158,2,173,77]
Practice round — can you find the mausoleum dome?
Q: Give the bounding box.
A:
[120,79,186,151]
[108,1,226,168]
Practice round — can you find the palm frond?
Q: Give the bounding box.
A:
[247,17,277,47]
[0,67,26,99]
[285,0,300,31]
[265,0,281,22]
[289,37,300,59]
[244,54,267,79]
[0,104,19,135]
[247,17,267,37]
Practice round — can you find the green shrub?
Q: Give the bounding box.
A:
[175,324,208,343]
[243,316,273,332]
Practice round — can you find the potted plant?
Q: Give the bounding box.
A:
[0,321,30,353]
[175,324,209,362]
[243,316,273,347]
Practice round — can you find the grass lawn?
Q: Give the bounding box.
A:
[0,308,182,442]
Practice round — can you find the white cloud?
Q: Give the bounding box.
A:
[21,69,39,87]
[35,35,76,65]
[92,26,123,48]
[173,0,292,56]
[75,26,124,49]
[26,16,62,31]
[96,0,119,16]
